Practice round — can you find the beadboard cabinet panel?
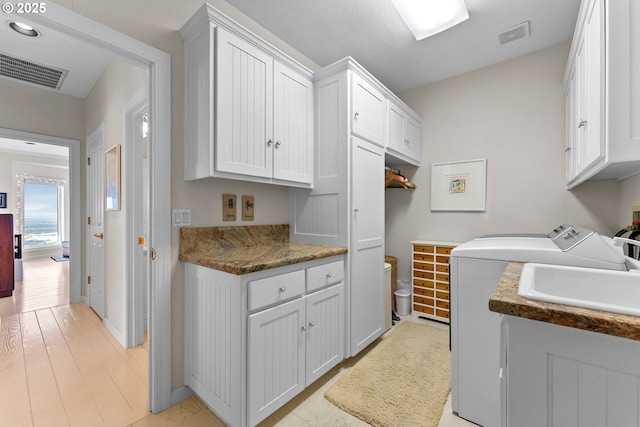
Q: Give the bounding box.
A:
[181,5,313,188]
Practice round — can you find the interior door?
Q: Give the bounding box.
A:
[87,125,105,318]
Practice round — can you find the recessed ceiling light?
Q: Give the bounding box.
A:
[9,21,41,37]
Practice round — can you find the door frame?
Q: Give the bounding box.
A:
[0,128,81,303]
[26,3,172,413]
[124,89,148,348]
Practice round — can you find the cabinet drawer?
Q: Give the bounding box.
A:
[414,262,434,271]
[248,270,305,311]
[435,247,452,255]
[414,253,434,262]
[307,260,344,292]
[414,245,434,253]
[414,271,434,280]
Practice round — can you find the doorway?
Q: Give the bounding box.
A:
[16,3,172,413]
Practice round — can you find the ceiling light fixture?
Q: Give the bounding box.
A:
[391,0,469,40]
[9,21,41,37]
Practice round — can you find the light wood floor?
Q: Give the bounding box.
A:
[0,257,70,317]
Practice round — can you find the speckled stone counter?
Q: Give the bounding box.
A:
[179,224,347,275]
[489,262,640,341]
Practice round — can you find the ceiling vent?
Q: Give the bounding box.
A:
[0,52,68,90]
[497,21,530,46]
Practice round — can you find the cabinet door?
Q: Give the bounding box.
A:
[405,115,421,163]
[565,65,578,183]
[248,297,305,426]
[575,0,604,176]
[273,62,313,184]
[386,101,406,154]
[305,283,344,386]
[351,73,386,147]
[349,136,385,356]
[216,26,273,178]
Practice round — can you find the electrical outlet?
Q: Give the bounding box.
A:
[223,194,236,221]
[242,195,254,221]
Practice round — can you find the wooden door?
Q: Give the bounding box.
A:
[216,26,273,178]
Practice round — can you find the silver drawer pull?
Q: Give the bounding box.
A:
[279,286,286,292]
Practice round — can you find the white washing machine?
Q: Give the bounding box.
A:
[449,224,630,427]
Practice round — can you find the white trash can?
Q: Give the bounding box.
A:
[394,288,411,316]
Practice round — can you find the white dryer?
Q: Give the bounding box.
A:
[449,224,628,427]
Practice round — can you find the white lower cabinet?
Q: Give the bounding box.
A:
[185,256,345,427]
[248,283,344,426]
[503,315,640,427]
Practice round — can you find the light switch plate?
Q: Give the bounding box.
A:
[242,195,254,221]
[223,194,237,221]
[172,208,191,227]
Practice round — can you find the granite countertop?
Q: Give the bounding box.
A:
[179,224,347,275]
[489,262,640,341]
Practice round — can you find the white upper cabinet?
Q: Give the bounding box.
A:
[564,0,640,188]
[181,5,313,188]
[386,99,422,166]
[351,73,386,147]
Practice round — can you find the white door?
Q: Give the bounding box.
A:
[216,26,273,178]
[248,297,306,426]
[349,136,385,356]
[273,61,313,184]
[87,125,105,318]
[351,73,386,147]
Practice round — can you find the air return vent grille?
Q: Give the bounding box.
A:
[497,21,530,46]
[0,52,67,90]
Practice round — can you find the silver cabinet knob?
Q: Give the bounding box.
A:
[578,120,587,129]
[326,273,332,278]
[308,321,315,327]
[354,111,359,120]
[275,141,281,148]
[301,325,307,331]
[267,139,274,146]
[279,286,286,292]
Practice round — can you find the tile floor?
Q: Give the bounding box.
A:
[134,316,476,427]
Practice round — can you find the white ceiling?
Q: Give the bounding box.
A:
[0,1,581,97]
[0,14,116,98]
[225,0,581,92]
[0,137,69,159]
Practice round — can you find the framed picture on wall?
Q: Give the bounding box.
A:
[431,158,487,211]
[0,193,6,208]
[105,144,121,211]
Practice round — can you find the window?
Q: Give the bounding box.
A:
[19,178,65,249]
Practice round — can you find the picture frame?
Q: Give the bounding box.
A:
[105,144,121,211]
[431,158,487,211]
[0,192,6,209]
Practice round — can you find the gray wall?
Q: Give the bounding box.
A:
[386,42,632,282]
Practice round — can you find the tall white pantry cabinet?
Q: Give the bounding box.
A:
[290,58,388,357]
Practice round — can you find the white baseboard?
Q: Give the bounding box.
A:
[171,385,193,406]
[103,318,126,348]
